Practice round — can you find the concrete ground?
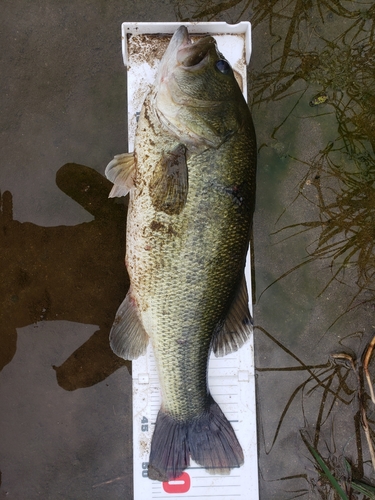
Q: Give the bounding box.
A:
[1,1,374,499]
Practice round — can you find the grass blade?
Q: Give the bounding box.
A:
[301,432,348,499]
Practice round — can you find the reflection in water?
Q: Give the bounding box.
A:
[0,164,129,389]
[272,147,375,325]
[259,20,375,329]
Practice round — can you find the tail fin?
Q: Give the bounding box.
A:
[148,396,243,482]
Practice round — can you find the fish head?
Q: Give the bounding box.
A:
[154,26,247,148]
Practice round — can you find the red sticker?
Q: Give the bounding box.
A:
[162,472,191,494]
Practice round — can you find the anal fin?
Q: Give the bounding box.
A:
[109,289,149,360]
[212,274,253,357]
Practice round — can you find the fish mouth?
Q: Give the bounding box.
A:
[162,26,216,71]
[171,25,191,48]
[177,38,216,68]
[154,26,220,144]
[163,26,191,60]
[174,27,216,69]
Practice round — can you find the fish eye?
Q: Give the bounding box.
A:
[215,59,231,74]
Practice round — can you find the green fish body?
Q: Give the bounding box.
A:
[106,26,257,482]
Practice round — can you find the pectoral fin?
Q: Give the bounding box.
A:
[109,289,149,360]
[149,143,188,215]
[212,275,253,357]
[105,152,136,198]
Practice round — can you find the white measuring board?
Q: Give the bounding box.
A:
[122,21,259,500]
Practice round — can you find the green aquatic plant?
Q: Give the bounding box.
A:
[302,436,375,499]
[257,326,375,498]
[301,433,349,500]
[257,327,358,454]
[266,142,375,329]
[349,470,375,499]
[258,17,375,320]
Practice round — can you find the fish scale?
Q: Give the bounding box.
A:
[131,92,253,449]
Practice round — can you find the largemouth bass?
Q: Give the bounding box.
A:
[105,26,257,482]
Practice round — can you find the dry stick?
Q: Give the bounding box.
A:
[362,333,375,471]
[361,404,375,472]
[92,477,126,488]
[332,349,375,472]
[363,334,375,404]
